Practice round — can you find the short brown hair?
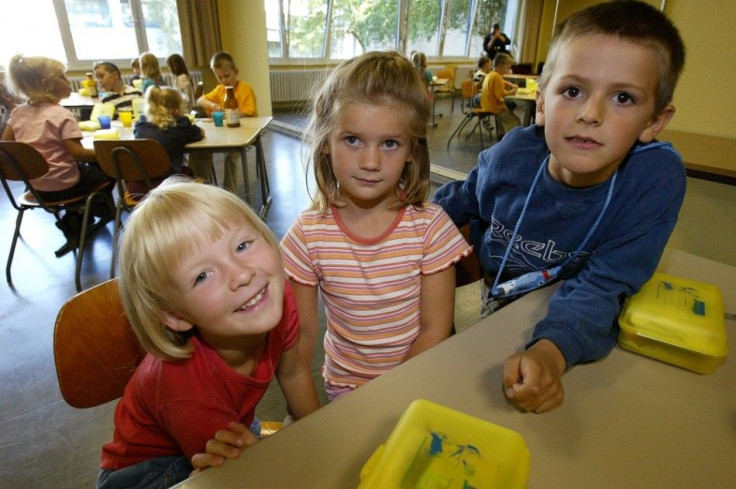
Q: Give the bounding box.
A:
[539,0,685,113]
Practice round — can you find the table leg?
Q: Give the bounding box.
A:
[255,136,272,219]
[240,147,251,205]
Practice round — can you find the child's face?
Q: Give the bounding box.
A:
[324,102,413,210]
[160,221,285,344]
[213,66,239,87]
[95,67,119,92]
[536,34,673,188]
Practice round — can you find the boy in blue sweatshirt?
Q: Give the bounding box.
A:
[434,1,686,413]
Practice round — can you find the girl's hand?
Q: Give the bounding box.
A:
[189,422,258,474]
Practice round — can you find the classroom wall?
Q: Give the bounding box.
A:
[216,0,273,117]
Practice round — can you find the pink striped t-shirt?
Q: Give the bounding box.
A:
[281,203,472,393]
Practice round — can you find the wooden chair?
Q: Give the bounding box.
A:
[53,278,145,408]
[0,141,114,291]
[93,139,171,277]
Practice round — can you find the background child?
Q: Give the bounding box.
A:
[433,0,686,413]
[139,52,165,94]
[410,50,433,95]
[280,51,472,402]
[1,55,113,249]
[131,86,203,195]
[471,55,491,107]
[193,51,257,192]
[166,53,195,111]
[480,52,520,135]
[93,61,142,113]
[130,57,141,81]
[96,178,320,488]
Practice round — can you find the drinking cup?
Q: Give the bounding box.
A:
[98,115,111,130]
[212,111,225,127]
[118,110,133,128]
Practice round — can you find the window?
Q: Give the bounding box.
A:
[265,0,515,62]
[0,0,182,71]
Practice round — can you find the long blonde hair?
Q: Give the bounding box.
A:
[144,86,185,129]
[119,177,281,361]
[304,51,431,213]
[7,55,66,104]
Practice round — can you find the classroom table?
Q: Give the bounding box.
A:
[60,92,96,120]
[83,117,273,218]
[507,87,537,126]
[429,77,449,126]
[172,249,736,489]
[659,129,736,185]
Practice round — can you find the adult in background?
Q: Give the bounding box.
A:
[483,23,510,59]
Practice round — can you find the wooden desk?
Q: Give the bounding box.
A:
[60,92,97,108]
[173,249,736,489]
[83,117,273,217]
[507,87,536,126]
[659,129,736,185]
[429,77,450,126]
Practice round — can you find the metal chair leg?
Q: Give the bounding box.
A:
[6,208,25,285]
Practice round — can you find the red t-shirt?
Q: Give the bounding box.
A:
[100,280,299,469]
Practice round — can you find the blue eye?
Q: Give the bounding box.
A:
[383,139,399,149]
[562,86,581,98]
[236,240,252,253]
[344,136,360,146]
[193,271,208,285]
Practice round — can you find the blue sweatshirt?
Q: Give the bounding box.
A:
[433,125,686,367]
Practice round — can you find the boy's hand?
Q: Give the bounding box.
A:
[190,422,258,474]
[502,340,566,413]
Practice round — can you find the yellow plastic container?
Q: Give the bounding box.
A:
[618,272,727,374]
[358,399,530,489]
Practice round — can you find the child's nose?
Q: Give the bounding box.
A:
[576,96,604,124]
[359,146,381,170]
[228,262,255,289]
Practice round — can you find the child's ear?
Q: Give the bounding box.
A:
[535,90,546,126]
[159,309,195,332]
[638,105,675,143]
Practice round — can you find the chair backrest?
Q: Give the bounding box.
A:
[0,141,49,182]
[53,278,146,408]
[0,141,52,208]
[94,139,171,183]
[436,69,454,91]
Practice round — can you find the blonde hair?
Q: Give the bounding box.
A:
[210,51,237,71]
[7,55,66,104]
[139,52,162,80]
[144,86,185,129]
[118,177,281,361]
[305,51,431,213]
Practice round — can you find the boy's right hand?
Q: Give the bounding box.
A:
[190,421,259,474]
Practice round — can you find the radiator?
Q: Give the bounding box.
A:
[270,69,328,103]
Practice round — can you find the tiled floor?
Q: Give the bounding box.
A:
[0,96,496,488]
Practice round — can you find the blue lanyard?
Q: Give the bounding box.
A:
[490,154,617,299]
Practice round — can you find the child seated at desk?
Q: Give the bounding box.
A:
[2,55,113,250]
[130,86,203,196]
[93,61,142,113]
[193,51,258,193]
[480,53,520,135]
[95,178,320,489]
[139,52,165,94]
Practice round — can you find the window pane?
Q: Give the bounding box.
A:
[330,0,398,58]
[442,0,473,57]
[407,0,441,56]
[0,0,66,66]
[140,0,183,55]
[288,0,328,58]
[66,0,139,59]
[265,1,283,57]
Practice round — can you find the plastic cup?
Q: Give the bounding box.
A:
[98,115,111,129]
[118,110,133,127]
[212,111,224,127]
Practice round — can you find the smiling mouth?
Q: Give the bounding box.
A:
[236,286,267,311]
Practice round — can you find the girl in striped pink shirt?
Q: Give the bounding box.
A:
[281,51,472,401]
